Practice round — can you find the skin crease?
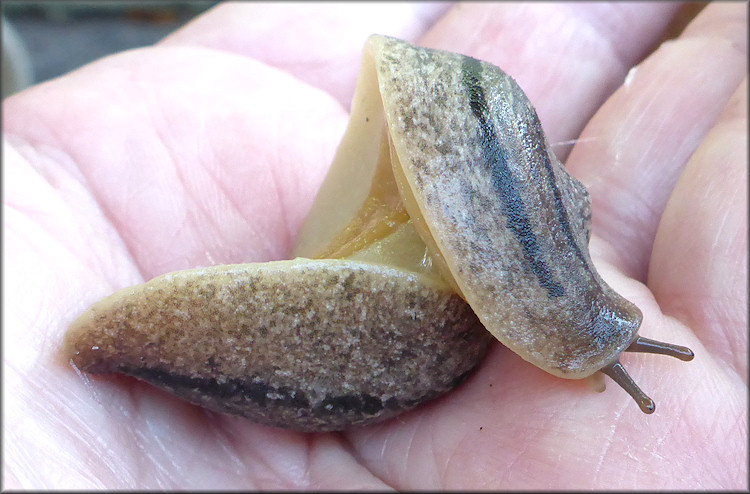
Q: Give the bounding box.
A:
[2,1,746,490]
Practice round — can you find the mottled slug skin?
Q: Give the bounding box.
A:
[369,35,642,378]
[66,259,491,432]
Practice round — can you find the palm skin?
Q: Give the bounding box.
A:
[3,2,746,489]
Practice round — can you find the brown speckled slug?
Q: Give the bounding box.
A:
[66,35,694,430]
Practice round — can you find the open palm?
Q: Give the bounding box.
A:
[3,2,746,489]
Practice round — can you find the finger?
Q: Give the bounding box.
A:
[564,2,747,279]
[160,2,451,107]
[649,78,747,380]
[420,2,685,161]
[162,2,683,160]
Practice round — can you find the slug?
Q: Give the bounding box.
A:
[65,35,693,431]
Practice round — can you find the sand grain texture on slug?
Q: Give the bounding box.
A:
[66,260,490,432]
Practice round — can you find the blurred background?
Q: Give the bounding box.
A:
[2,0,217,98]
[2,1,708,100]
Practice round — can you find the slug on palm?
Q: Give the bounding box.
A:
[65,35,693,430]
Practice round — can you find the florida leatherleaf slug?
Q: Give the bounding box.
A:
[65,35,694,430]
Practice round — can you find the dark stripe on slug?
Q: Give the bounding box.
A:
[125,365,311,408]
[121,365,391,417]
[541,154,592,269]
[461,56,565,298]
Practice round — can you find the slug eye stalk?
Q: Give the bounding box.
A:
[626,336,695,361]
[600,336,695,414]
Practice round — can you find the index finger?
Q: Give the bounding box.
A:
[162,2,683,153]
[160,2,450,106]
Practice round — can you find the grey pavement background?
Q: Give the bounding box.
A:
[2,1,216,97]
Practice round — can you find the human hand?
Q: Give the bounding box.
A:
[3,2,746,489]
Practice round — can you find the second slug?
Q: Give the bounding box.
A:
[65,35,693,430]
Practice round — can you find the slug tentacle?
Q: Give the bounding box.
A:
[600,360,656,414]
[625,336,695,361]
[597,335,695,414]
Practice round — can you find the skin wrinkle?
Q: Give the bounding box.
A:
[297,434,315,488]
[436,432,456,488]
[334,434,390,489]
[331,436,394,490]
[5,134,86,197]
[700,384,722,454]
[591,405,624,486]
[707,196,737,260]
[440,431,464,488]
[498,424,539,486]
[238,437,286,488]
[336,430,393,490]
[223,427,294,489]
[6,226,56,332]
[393,426,416,488]
[166,96,254,264]
[569,3,645,73]
[11,221,110,360]
[107,143,176,280]
[307,435,333,489]
[198,169,255,261]
[122,396,157,485]
[533,407,575,486]
[658,275,743,379]
[266,118,294,256]
[342,427,392,479]
[206,420,251,477]
[232,103,288,261]
[591,169,655,278]
[129,391,161,486]
[188,130,269,264]
[642,415,677,479]
[5,137,138,293]
[135,85,203,275]
[8,365,82,484]
[705,422,746,480]
[663,396,694,480]
[305,434,332,489]
[144,408,201,486]
[82,399,137,486]
[695,410,747,483]
[393,418,426,489]
[426,420,450,488]
[138,433,174,487]
[297,432,382,489]
[84,81,180,276]
[250,443,302,489]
